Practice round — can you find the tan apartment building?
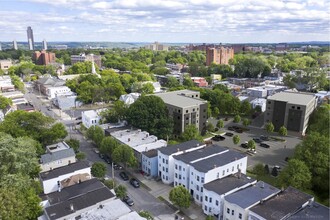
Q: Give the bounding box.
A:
[206,47,234,66]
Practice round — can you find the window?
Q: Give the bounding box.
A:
[297,107,301,110]
[175,164,178,169]
[209,207,212,212]
[222,170,225,176]
[232,210,234,215]
[237,164,240,169]
[196,185,199,191]
[163,175,165,179]
[227,169,229,173]
[179,175,181,180]
[193,108,195,111]
[227,208,230,214]
[201,187,203,192]
[209,198,212,203]
[191,181,193,184]
[183,168,185,171]
[179,166,182,171]
[191,172,193,175]
[166,168,168,172]
[175,173,178,178]
[163,167,165,171]
[186,110,188,113]
[197,176,200,181]
[205,206,207,211]
[196,195,199,200]
[166,176,168,180]
[268,101,271,104]
[292,106,295,109]
[175,181,177,186]
[201,177,204,183]
[239,213,242,219]
[166,160,168,164]
[216,200,219,206]
[232,166,234,171]
[163,158,165,163]
[205,196,208,202]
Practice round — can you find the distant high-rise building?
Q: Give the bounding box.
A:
[27,26,35,50]
[71,53,102,68]
[42,39,48,50]
[13,40,18,50]
[206,47,234,66]
[144,42,169,51]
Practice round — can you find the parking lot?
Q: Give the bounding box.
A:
[212,122,303,169]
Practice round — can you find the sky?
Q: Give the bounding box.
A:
[0,0,329,43]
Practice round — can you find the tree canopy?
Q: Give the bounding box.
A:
[91,162,107,178]
[126,95,173,139]
[0,96,12,109]
[169,186,191,209]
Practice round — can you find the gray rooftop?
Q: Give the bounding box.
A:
[40,148,75,164]
[192,150,247,173]
[41,178,104,205]
[268,91,316,106]
[173,145,228,164]
[288,201,329,220]
[204,173,256,195]
[39,161,90,181]
[225,181,280,209]
[142,149,158,158]
[250,186,314,220]
[158,140,203,155]
[153,90,207,108]
[44,186,115,220]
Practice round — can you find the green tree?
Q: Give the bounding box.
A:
[253,163,266,177]
[0,111,67,146]
[104,179,116,189]
[166,76,180,88]
[233,115,241,123]
[65,139,80,153]
[181,124,203,142]
[242,118,251,127]
[205,216,215,220]
[126,96,173,139]
[216,119,224,128]
[86,126,104,147]
[279,159,312,190]
[139,211,154,220]
[0,96,12,109]
[76,152,86,160]
[169,186,191,209]
[294,132,329,196]
[240,100,251,115]
[266,122,274,133]
[112,144,137,168]
[248,140,256,151]
[91,162,107,178]
[206,122,215,132]
[100,136,118,156]
[114,185,127,199]
[278,126,287,136]
[233,135,240,145]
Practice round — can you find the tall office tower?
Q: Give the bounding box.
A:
[13,40,18,50]
[42,39,48,50]
[27,26,35,50]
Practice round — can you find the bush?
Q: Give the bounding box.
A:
[266,122,274,133]
[104,179,116,189]
[114,185,127,199]
[253,163,266,176]
[242,118,251,127]
[216,120,224,128]
[206,122,215,132]
[278,126,287,136]
[91,162,107,178]
[233,115,241,123]
[233,135,240,144]
[76,152,86,160]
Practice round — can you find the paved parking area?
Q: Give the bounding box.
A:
[212,122,302,169]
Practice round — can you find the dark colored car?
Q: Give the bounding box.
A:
[260,135,269,141]
[211,135,225,141]
[253,138,262,143]
[130,178,140,188]
[235,128,243,133]
[225,132,234,137]
[260,143,270,148]
[119,172,129,181]
[240,143,248,148]
[104,156,112,164]
[228,127,235,131]
[113,163,123,170]
[123,196,134,206]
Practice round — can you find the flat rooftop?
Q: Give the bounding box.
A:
[154,90,207,108]
[288,201,329,220]
[39,161,90,181]
[46,141,70,153]
[250,186,314,220]
[268,91,316,106]
[158,140,204,156]
[204,173,256,195]
[192,150,247,172]
[225,181,280,209]
[41,148,75,164]
[173,145,228,164]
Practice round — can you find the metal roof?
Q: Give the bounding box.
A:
[40,148,75,164]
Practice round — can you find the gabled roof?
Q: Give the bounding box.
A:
[250,186,314,219]
[225,181,280,209]
[39,161,90,181]
[44,186,115,220]
[204,173,256,195]
[158,140,203,156]
[40,148,75,164]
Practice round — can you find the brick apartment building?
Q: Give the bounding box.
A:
[206,47,234,66]
[33,51,56,65]
[71,53,102,68]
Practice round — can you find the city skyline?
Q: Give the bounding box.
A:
[0,0,329,43]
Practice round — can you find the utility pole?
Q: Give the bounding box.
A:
[112,162,115,188]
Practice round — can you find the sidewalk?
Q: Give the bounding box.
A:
[128,168,206,220]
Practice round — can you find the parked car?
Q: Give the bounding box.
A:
[253,138,262,143]
[123,196,134,206]
[113,163,123,170]
[228,127,235,131]
[240,143,248,149]
[225,132,234,137]
[235,128,243,133]
[104,156,112,164]
[130,178,140,188]
[260,135,269,141]
[119,172,129,181]
[260,143,270,148]
[212,135,225,141]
